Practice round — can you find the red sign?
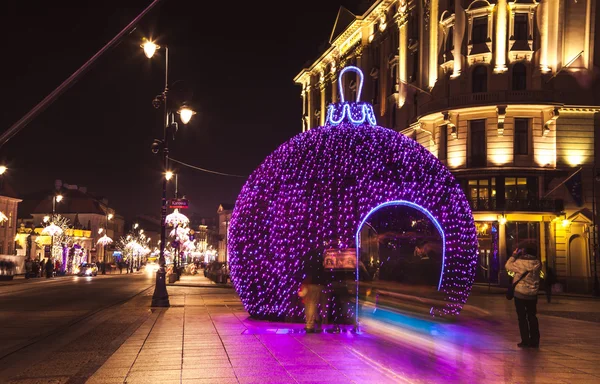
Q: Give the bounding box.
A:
[169,198,189,209]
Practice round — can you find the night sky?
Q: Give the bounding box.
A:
[0,0,365,220]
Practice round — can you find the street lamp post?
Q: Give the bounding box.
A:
[144,39,195,307]
[100,213,114,274]
[51,194,63,265]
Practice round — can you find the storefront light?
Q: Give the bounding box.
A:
[497,214,507,225]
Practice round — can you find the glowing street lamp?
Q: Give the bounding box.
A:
[142,39,159,59]
[178,105,196,125]
[0,166,6,175]
[165,171,174,181]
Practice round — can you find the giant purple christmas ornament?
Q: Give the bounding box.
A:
[229,66,478,321]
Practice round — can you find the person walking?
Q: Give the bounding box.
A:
[300,248,326,333]
[505,241,542,348]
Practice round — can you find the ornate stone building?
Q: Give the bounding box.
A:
[295,0,600,292]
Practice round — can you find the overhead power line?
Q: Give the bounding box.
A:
[168,157,247,178]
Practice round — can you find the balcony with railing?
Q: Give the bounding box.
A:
[468,197,564,212]
[417,90,559,117]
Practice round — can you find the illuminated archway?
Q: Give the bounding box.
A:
[229,67,478,321]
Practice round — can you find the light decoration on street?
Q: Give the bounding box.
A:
[170,226,189,240]
[165,209,189,226]
[228,66,477,321]
[41,223,63,237]
[97,234,113,246]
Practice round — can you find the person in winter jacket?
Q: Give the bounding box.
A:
[505,241,542,348]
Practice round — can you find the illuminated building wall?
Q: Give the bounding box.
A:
[295,0,600,292]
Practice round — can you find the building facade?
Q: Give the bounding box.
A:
[217,204,233,263]
[18,180,125,265]
[295,0,600,292]
[0,181,22,273]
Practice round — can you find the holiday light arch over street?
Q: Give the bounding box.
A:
[229,66,478,320]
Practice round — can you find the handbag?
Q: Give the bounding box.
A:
[506,271,530,300]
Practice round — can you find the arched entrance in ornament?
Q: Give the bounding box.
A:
[228,66,478,322]
[354,201,446,322]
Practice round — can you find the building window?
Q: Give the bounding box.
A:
[505,177,529,200]
[410,51,419,82]
[445,26,454,52]
[448,0,455,10]
[514,118,529,155]
[514,13,528,40]
[0,241,3,254]
[409,13,419,42]
[472,16,488,44]
[467,178,496,210]
[372,77,379,104]
[472,66,487,93]
[8,212,12,228]
[469,119,486,167]
[512,63,526,90]
[389,65,397,95]
[439,125,448,161]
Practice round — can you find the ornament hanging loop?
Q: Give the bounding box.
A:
[338,66,364,103]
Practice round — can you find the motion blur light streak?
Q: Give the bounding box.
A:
[355,200,446,323]
[229,66,477,321]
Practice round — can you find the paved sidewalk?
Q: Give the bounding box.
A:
[85,283,600,384]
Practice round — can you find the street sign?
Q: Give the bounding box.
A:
[169,198,189,209]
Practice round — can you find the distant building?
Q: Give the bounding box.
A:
[0,180,22,272]
[18,180,125,264]
[295,0,600,292]
[217,203,234,263]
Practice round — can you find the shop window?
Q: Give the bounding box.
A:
[512,63,526,90]
[505,222,539,257]
[469,119,486,167]
[439,125,448,161]
[514,118,529,155]
[472,66,487,93]
[514,13,528,40]
[472,16,488,44]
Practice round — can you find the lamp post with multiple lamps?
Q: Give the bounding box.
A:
[97,213,114,275]
[143,39,195,307]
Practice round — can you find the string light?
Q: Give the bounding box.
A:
[229,66,478,320]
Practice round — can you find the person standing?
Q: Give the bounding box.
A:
[505,241,542,348]
[45,259,54,278]
[301,248,326,333]
[24,259,32,279]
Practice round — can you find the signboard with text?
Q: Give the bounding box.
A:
[323,248,356,270]
[169,198,189,209]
